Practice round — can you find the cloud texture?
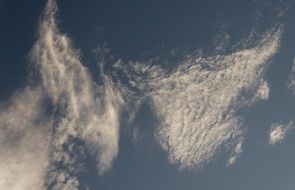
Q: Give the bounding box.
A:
[0,0,286,189]
[269,122,293,145]
[0,0,125,189]
[118,28,282,169]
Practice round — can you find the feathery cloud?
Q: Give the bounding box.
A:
[0,0,125,189]
[32,0,124,188]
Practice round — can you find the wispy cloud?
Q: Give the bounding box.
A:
[33,0,125,188]
[0,0,125,189]
[118,27,282,170]
[0,0,286,188]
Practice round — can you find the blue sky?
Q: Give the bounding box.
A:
[1,0,295,190]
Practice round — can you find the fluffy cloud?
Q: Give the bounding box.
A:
[269,121,295,145]
[118,27,282,169]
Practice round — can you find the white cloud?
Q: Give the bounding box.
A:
[269,121,295,145]
[118,27,282,170]
[227,139,244,166]
[0,0,286,188]
[0,0,125,189]
[31,0,125,188]
[0,88,50,190]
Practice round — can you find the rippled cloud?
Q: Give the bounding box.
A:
[118,27,282,169]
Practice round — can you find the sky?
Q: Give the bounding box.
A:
[1,0,295,190]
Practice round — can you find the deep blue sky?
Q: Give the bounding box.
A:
[1,1,295,190]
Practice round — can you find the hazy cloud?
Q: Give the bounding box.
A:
[0,88,50,190]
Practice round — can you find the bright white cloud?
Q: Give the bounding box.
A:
[118,27,282,170]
